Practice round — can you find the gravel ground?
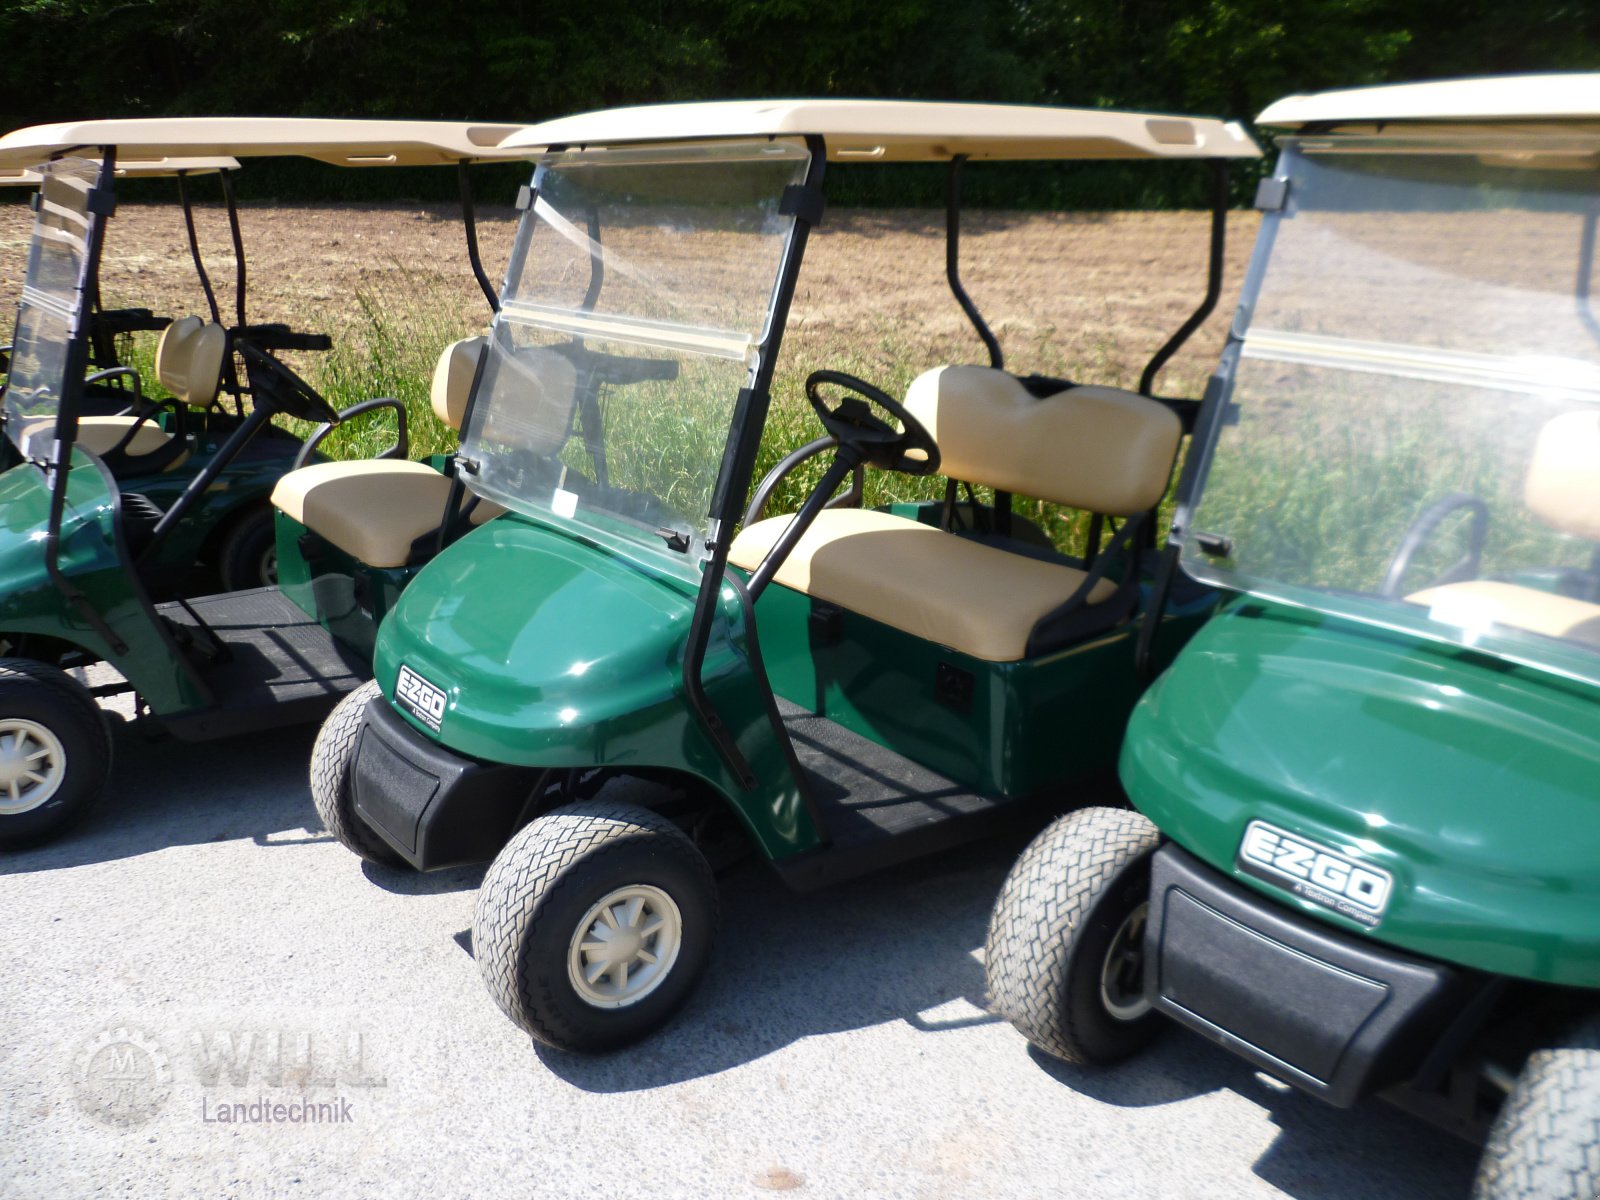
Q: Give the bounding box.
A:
[1,711,1480,1199]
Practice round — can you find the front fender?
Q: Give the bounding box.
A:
[0,455,204,713]
[1122,598,1600,987]
[373,516,815,859]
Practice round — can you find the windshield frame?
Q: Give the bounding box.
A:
[1172,134,1600,683]
[449,134,826,787]
[5,152,116,467]
[456,136,820,570]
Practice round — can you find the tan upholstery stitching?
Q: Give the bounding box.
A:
[1408,580,1600,649]
[902,366,1181,515]
[729,508,1117,662]
[1525,410,1600,543]
[154,316,227,408]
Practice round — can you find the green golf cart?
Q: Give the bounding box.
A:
[984,75,1600,1197]
[2,156,242,425]
[0,127,516,596]
[308,98,1260,1051]
[0,117,528,849]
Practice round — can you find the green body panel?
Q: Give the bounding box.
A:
[1121,597,1600,987]
[753,578,1210,796]
[372,513,815,861]
[275,512,409,662]
[0,454,205,714]
[273,454,473,658]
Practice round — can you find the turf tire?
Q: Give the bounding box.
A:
[217,505,278,591]
[1475,1016,1600,1199]
[474,798,717,1053]
[986,805,1164,1064]
[310,679,404,867]
[0,659,112,850]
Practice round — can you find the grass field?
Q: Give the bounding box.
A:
[0,200,1254,550]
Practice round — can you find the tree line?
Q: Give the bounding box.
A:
[2,0,1597,207]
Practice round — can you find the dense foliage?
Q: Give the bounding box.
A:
[2,0,1598,205]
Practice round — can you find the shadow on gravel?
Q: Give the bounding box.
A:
[532,789,1477,1199]
[361,860,486,895]
[1032,1015,1481,1198]
[533,830,1034,1092]
[0,719,325,875]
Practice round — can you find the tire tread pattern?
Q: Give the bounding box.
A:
[474,798,716,1051]
[986,805,1161,1063]
[1476,1016,1600,1200]
[309,679,401,866]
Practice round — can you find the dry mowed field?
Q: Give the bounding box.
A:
[0,200,1255,405]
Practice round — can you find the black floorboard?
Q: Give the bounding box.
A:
[778,697,1002,846]
[158,587,366,739]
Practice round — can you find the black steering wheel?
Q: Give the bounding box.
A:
[1379,492,1490,598]
[233,339,342,425]
[805,369,940,476]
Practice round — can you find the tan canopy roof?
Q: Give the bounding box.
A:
[0,155,241,185]
[1259,74,1600,129]
[499,99,1260,162]
[0,117,528,168]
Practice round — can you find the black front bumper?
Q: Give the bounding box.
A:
[1145,844,1471,1108]
[351,699,541,871]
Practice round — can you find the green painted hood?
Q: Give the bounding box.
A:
[373,514,817,859]
[375,517,698,766]
[1122,597,1600,987]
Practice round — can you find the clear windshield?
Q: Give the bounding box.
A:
[5,157,101,460]
[459,140,811,558]
[1186,144,1600,682]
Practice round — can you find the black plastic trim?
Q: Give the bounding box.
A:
[351,698,540,870]
[682,135,826,790]
[1146,843,1473,1108]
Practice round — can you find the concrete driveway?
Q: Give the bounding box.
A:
[1,715,1480,1198]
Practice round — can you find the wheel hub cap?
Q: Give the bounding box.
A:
[0,718,67,816]
[567,885,683,1010]
[1100,901,1152,1022]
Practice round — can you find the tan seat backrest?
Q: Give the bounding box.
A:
[1525,410,1600,542]
[456,340,581,455]
[430,336,488,431]
[154,316,227,408]
[903,366,1182,516]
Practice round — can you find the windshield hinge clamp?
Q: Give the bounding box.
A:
[1254,177,1290,212]
[515,185,535,211]
[780,183,825,227]
[454,455,479,475]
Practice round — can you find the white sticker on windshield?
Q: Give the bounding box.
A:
[1426,593,1498,644]
[552,488,578,519]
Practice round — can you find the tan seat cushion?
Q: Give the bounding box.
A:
[23,415,176,459]
[903,366,1182,516]
[1408,580,1600,650]
[271,459,502,569]
[1525,410,1600,542]
[729,508,1117,662]
[78,415,174,457]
